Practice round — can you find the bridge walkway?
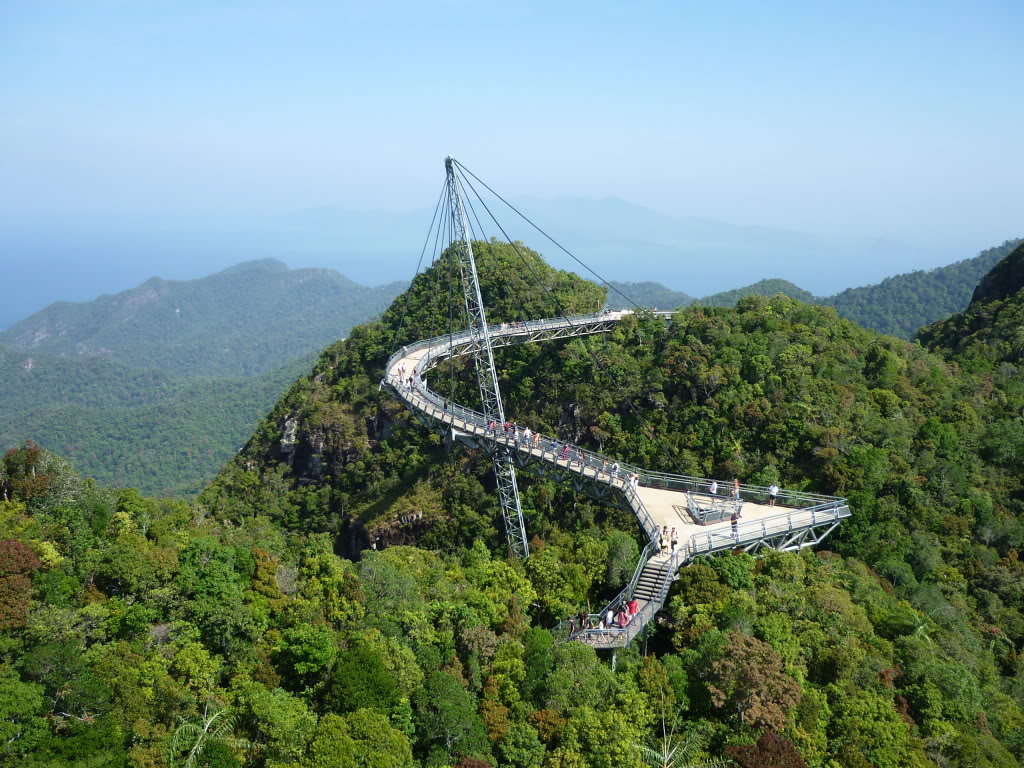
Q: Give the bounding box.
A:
[384,311,851,648]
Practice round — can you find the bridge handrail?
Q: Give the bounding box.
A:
[389,368,665,546]
[685,503,852,557]
[559,550,680,646]
[595,541,657,625]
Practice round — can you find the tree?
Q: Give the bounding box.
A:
[0,663,48,759]
[303,710,415,768]
[0,539,42,630]
[725,731,809,768]
[324,642,400,715]
[414,670,490,766]
[275,624,338,693]
[705,632,800,730]
[169,703,249,768]
[498,720,545,768]
[637,717,729,768]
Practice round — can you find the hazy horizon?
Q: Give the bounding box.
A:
[2,0,1021,325]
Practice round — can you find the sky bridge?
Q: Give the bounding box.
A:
[381,158,851,649]
[384,311,851,648]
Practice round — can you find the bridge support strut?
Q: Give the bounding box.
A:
[445,157,529,558]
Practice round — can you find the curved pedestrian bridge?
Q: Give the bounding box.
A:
[384,311,851,647]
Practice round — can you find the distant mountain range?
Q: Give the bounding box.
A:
[0,258,406,377]
[0,261,405,494]
[2,195,987,328]
[607,239,1022,339]
[1,237,1019,495]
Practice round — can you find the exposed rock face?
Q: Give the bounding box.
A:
[970,242,1024,307]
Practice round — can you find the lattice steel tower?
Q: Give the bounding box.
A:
[444,157,529,557]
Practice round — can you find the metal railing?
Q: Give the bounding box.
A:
[556,550,681,647]
[386,367,664,547]
[685,502,851,557]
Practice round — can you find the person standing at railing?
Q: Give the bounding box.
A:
[523,427,532,447]
[532,432,541,450]
[768,483,779,507]
[670,528,678,551]
[733,478,741,500]
[731,510,741,539]
[709,479,718,496]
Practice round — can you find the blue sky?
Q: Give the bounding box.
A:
[0,0,1021,323]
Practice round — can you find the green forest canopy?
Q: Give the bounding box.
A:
[4,240,1024,766]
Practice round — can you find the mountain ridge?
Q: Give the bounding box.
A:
[0,259,406,377]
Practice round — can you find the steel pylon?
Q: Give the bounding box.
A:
[444,157,529,558]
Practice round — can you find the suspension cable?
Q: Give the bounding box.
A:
[451,164,680,471]
[453,159,646,313]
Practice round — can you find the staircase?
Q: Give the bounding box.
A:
[632,556,674,606]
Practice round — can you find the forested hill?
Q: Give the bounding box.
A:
[697,278,815,307]
[605,280,694,309]
[919,240,1024,366]
[0,344,315,495]
[189,239,1024,766]
[605,238,1022,338]
[0,258,406,378]
[821,238,1022,338]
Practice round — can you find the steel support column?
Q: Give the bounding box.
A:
[445,157,529,557]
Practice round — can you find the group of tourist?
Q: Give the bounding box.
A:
[391,365,417,392]
[567,596,642,636]
[484,420,643,488]
[658,525,679,554]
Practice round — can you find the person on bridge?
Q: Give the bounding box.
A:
[670,528,678,551]
[617,608,629,627]
[768,483,779,506]
[731,510,741,538]
[733,478,741,500]
[532,432,541,449]
[560,444,571,461]
[709,479,718,495]
[627,597,638,616]
[605,608,614,628]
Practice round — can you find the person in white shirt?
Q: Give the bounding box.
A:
[709,479,718,495]
[768,483,779,507]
